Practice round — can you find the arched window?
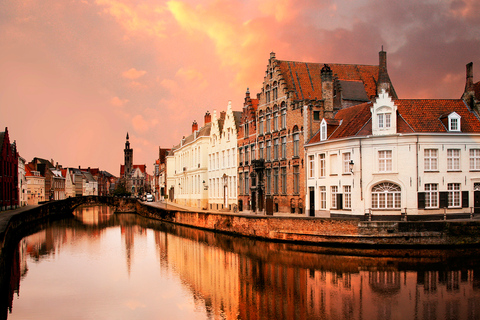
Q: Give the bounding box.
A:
[371,182,401,209]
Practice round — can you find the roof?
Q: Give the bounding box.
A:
[276,61,380,101]
[120,164,146,176]
[308,98,480,144]
[232,110,243,131]
[171,122,212,152]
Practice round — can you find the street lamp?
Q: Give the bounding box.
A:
[349,160,354,173]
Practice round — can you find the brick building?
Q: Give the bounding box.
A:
[238,50,395,214]
[462,62,480,114]
[0,127,19,211]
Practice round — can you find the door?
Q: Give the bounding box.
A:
[309,187,315,217]
[474,183,480,214]
[251,191,256,211]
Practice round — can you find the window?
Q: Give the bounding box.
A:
[344,186,351,209]
[425,184,438,208]
[259,116,264,135]
[293,166,300,194]
[245,147,249,164]
[313,111,320,121]
[281,167,287,194]
[470,149,480,170]
[371,182,401,209]
[378,150,392,172]
[424,149,438,171]
[266,113,271,133]
[274,112,279,131]
[259,142,264,160]
[281,108,286,129]
[281,137,287,159]
[244,122,249,138]
[266,141,271,161]
[308,155,315,178]
[272,83,278,100]
[293,133,300,157]
[244,173,249,195]
[251,145,256,161]
[378,112,391,129]
[320,186,326,209]
[448,183,461,207]
[239,147,244,164]
[447,149,460,170]
[273,168,279,194]
[266,169,271,195]
[319,154,326,178]
[239,173,244,195]
[343,153,351,174]
[274,138,279,160]
[266,90,270,104]
[448,112,461,132]
[331,186,338,209]
[320,119,327,141]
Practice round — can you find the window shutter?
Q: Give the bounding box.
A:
[439,192,448,208]
[418,192,425,209]
[337,193,343,210]
[462,191,469,208]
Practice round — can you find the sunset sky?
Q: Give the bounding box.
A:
[1,0,479,175]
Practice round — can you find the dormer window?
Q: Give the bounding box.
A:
[320,119,327,141]
[378,112,391,129]
[448,112,461,132]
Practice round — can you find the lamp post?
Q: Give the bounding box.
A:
[349,160,354,173]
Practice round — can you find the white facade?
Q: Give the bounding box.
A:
[64,168,75,198]
[18,156,27,206]
[207,102,240,211]
[305,91,480,218]
[166,117,211,209]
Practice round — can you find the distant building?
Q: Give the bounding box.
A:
[25,163,45,205]
[166,112,212,209]
[18,156,27,206]
[0,127,19,210]
[462,62,480,115]
[120,133,147,195]
[207,102,242,211]
[305,90,480,217]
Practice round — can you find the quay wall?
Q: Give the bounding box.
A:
[135,202,480,247]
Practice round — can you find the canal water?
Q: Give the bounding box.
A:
[2,205,480,320]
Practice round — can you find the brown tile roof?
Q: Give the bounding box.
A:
[277,61,380,101]
[308,99,480,144]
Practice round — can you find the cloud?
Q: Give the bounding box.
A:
[110,96,129,107]
[122,68,147,79]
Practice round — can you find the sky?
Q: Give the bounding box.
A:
[1,0,480,175]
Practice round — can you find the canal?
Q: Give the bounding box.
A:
[2,204,480,319]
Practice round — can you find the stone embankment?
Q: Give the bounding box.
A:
[135,201,480,248]
[2,196,480,251]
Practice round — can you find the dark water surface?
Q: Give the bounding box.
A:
[2,205,480,319]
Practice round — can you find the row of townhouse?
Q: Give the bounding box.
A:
[161,50,480,217]
[0,131,118,211]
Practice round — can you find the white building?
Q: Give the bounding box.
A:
[207,102,242,211]
[305,90,480,218]
[18,156,27,206]
[166,112,212,209]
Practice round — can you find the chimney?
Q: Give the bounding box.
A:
[192,120,198,133]
[321,64,334,119]
[204,111,211,125]
[465,62,474,92]
[376,48,397,98]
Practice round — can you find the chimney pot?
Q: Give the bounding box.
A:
[204,111,211,125]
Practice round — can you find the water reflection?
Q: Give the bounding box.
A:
[2,205,480,320]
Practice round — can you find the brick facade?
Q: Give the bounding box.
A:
[0,127,19,210]
[238,51,394,214]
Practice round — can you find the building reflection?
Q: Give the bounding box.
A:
[3,205,480,320]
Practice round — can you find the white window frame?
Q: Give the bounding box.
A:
[320,119,327,141]
[308,155,315,178]
[342,152,351,174]
[371,182,401,209]
[320,186,326,209]
[424,149,438,171]
[470,149,480,170]
[448,112,461,132]
[378,150,392,172]
[447,149,460,171]
[319,153,326,178]
[331,186,338,209]
[424,183,438,208]
[448,183,461,208]
[344,185,351,209]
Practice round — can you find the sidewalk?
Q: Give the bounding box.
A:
[0,205,39,237]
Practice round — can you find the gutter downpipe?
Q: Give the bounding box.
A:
[360,138,363,201]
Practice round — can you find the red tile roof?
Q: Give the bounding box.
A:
[308,99,480,144]
[120,164,146,176]
[277,61,380,101]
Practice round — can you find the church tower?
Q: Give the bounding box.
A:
[124,132,133,177]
